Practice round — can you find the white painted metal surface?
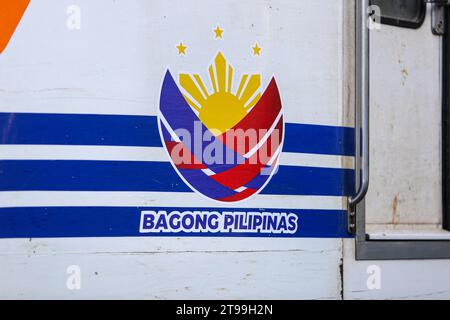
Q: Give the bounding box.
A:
[343,239,450,299]
[1,0,450,300]
[0,238,342,299]
[0,0,347,299]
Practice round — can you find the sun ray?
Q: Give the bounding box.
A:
[244,93,261,111]
[215,52,227,92]
[208,65,218,93]
[179,52,261,135]
[239,74,260,106]
[236,74,249,98]
[227,65,233,93]
[180,74,207,107]
[182,93,201,112]
[193,74,209,98]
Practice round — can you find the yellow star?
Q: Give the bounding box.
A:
[214,26,223,39]
[252,43,261,56]
[176,42,187,55]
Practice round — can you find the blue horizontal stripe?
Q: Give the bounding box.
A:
[0,160,355,196]
[0,207,352,239]
[0,112,162,147]
[262,165,354,196]
[284,122,355,156]
[0,113,355,156]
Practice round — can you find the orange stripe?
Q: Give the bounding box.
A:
[0,0,30,54]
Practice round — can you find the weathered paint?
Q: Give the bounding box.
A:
[0,237,342,299]
[343,239,450,299]
[1,0,450,300]
[366,5,442,227]
[0,0,348,299]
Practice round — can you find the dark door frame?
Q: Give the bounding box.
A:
[443,6,450,232]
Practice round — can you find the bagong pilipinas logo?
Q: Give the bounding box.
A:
[158,47,284,203]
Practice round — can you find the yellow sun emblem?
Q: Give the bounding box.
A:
[179,52,261,135]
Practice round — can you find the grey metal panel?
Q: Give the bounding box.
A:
[357,240,450,260]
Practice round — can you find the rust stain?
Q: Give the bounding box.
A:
[401,68,409,78]
[392,195,399,224]
[242,273,252,280]
[401,68,409,86]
